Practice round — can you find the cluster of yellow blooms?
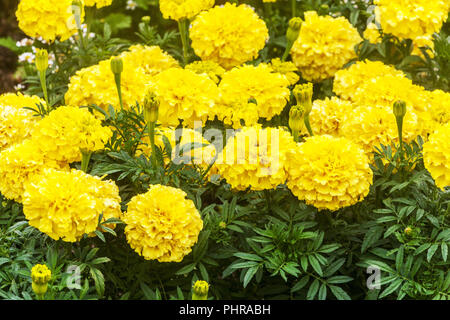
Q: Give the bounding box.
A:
[217,64,290,128]
[16,0,84,42]
[286,135,373,211]
[374,0,450,40]
[122,185,203,262]
[23,169,121,242]
[150,68,219,127]
[159,0,214,21]
[65,45,178,113]
[266,58,300,86]
[190,3,269,69]
[423,123,450,190]
[31,106,112,163]
[0,93,45,109]
[290,11,362,82]
[214,127,297,191]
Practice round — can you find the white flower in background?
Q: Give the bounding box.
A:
[18,52,35,64]
[14,83,26,91]
[126,0,137,10]
[16,38,34,47]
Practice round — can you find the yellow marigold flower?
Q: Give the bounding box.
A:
[423,123,450,190]
[340,106,420,157]
[138,127,216,167]
[16,0,85,42]
[0,106,37,151]
[286,135,373,211]
[425,89,450,130]
[192,280,209,300]
[364,22,381,44]
[83,0,113,8]
[159,0,214,21]
[122,184,203,262]
[351,74,430,114]
[0,92,45,110]
[0,140,68,202]
[190,3,269,69]
[333,60,405,100]
[217,64,290,128]
[267,58,299,86]
[150,68,219,127]
[31,106,112,163]
[23,169,120,242]
[214,126,297,191]
[290,11,362,82]
[120,45,180,78]
[374,0,450,40]
[302,97,353,136]
[185,60,225,84]
[31,264,51,297]
[65,45,177,112]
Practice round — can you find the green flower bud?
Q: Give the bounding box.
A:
[35,49,49,72]
[404,226,412,235]
[31,264,51,298]
[393,100,407,118]
[143,91,160,123]
[110,57,123,75]
[192,280,209,300]
[293,83,313,115]
[141,16,151,23]
[286,17,303,44]
[219,221,227,229]
[289,105,305,134]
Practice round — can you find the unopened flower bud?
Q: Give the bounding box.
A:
[143,91,160,123]
[289,105,305,134]
[31,264,51,298]
[219,221,227,229]
[35,49,48,72]
[141,16,151,23]
[286,17,303,44]
[393,100,407,118]
[192,280,209,300]
[110,57,123,75]
[293,83,313,115]
[404,226,412,235]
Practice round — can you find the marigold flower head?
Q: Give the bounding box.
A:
[286,135,373,211]
[65,45,177,112]
[412,35,435,58]
[0,92,45,110]
[0,140,68,202]
[122,184,203,262]
[192,280,209,300]
[159,0,214,21]
[423,123,450,190]
[290,11,362,82]
[0,106,37,151]
[214,126,297,191]
[83,0,113,8]
[217,64,290,128]
[340,106,420,157]
[190,3,269,69]
[31,264,51,285]
[267,58,299,86]
[150,68,219,127]
[374,0,450,40]
[304,97,353,136]
[424,89,450,131]
[31,106,112,163]
[16,0,85,42]
[185,60,225,84]
[333,60,405,100]
[23,169,121,242]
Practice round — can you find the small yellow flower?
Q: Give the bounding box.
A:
[192,280,209,300]
[31,264,51,297]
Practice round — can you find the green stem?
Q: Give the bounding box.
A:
[148,121,157,168]
[178,19,189,66]
[291,0,297,17]
[281,40,294,62]
[396,117,404,159]
[304,115,314,136]
[81,151,92,173]
[39,71,49,106]
[293,130,299,143]
[77,28,86,51]
[114,73,123,110]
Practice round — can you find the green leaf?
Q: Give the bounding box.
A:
[233,252,263,262]
[327,276,353,284]
[329,285,351,300]
[308,255,323,276]
[427,244,439,262]
[379,278,403,299]
[291,276,310,293]
[306,279,320,300]
[441,243,448,262]
[175,263,196,275]
[318,283,327,300]
[243,266,259,288]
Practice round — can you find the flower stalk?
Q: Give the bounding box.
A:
[178,18,190,66]
[393,100,407,158]
[143,91,160,168]
[80,149,92,173]
[35,49,49,105]
[110,57,124,110]
[282,17,302,61]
